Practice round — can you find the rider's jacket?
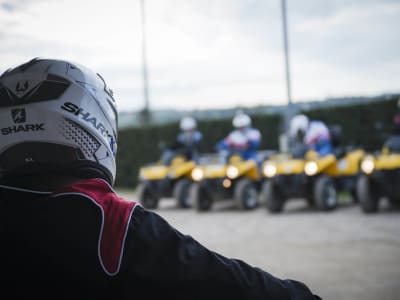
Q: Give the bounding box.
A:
[0,178,320,300]
[216,127,261,162]
[304,121,333,157]
[169,130,203,162]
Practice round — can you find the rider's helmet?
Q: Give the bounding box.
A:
[232,113,251,129]
[0,58,118,185]
[180,116,197,131]
[289,114,309,139]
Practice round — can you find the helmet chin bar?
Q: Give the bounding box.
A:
[0,142,113,185]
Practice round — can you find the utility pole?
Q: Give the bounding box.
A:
[280,0,294,151]
[140,0,151,124]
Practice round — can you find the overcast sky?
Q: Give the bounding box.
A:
[1,0,399,112]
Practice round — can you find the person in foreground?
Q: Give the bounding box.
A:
[0,58,321,299]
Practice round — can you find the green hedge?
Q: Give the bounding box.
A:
[306,98,396,150]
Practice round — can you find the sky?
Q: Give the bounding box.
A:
[0,0,399,113]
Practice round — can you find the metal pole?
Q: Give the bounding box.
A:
[140,0,150,123]
[281,0,292,108]
[280,0,293,151]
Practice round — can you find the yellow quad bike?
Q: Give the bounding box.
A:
[136,149,196,209]
[260,147,365,213]
[357,147,400,213]
[189,150,270,212]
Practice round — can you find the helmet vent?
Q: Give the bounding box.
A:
[60,118,101,158]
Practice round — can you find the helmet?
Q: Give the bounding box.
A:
[289,114,309,137]
[180,116,196,131]
[0,58,118,184]
[232,113,251,129]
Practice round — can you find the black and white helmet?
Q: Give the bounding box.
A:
[232,113,251,129]
[180,116,197,131]
[0,58,118,184]
[289,114,309,138]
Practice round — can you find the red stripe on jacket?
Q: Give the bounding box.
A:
[53,178,138,275]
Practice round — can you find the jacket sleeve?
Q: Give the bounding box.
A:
[120,206,321,300]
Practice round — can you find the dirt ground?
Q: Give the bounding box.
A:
[116,189,400,300]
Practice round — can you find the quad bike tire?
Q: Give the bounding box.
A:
[261,180,285,213]
[314,175,338,211]
[388,197,400,208]
[191,182,213,212]
[234,178,259,210]
[173,178,192,208]
[305,194,315,207]
[350,189,359,204]
[356,175,380,213]
[136,182,160,209]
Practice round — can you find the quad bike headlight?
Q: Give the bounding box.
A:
[360,158,375,174]
[226,165,239,179]
[191,167,204,181]
[304,161,318,176]
[222,178,232,188]
[263,163,277,178]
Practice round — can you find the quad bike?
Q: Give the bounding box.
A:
[189,150,271,212]
[136,149,196,209]
[356,147,400,213]
[260,147,365,213]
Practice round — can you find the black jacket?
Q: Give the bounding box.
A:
[0,178,321,299]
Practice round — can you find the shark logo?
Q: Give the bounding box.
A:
[11,108,26,123]
[1,108,44,135]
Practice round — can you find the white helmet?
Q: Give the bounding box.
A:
[0,58,118,184]
[289,114,309,137]
[232,113,251,129]
[180,116,196,131]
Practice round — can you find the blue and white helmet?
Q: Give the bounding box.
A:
[0,58,118,184]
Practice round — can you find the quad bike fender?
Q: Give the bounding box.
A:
[168,160,196,179]
[200,163,227,178]
[275,159,305,175]
[139,165,169,180]
[330,149,366,176]
[374,153,400,170]
[233,159,259,180]
[313,154,337,175]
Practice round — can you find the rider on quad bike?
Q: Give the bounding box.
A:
[190,113,263,212]
[357,113,400,213]
[137,117,202,209]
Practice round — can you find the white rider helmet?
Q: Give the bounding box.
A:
[180,116,197,131]
[232,113,251,129]
[289,114,309,138]
[0,58,118,184]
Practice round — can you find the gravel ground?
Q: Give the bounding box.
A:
[116,189,400,300]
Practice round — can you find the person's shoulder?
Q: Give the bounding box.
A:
[54,178,138,206]
[194,131,202,139]
[310,121,329,131]
[248,127,261,138]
